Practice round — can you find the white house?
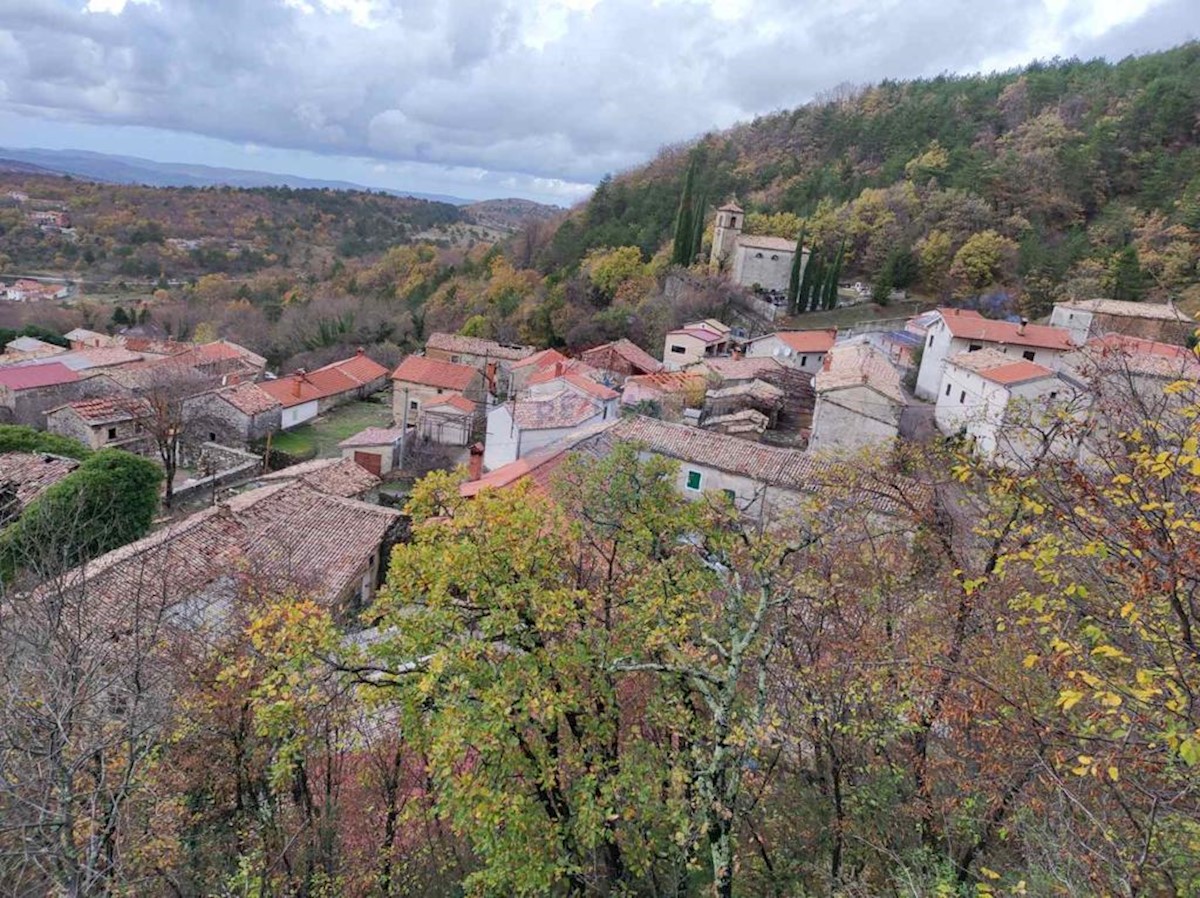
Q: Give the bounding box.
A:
[914,308,1075,400]
[483,389,614,471]
[662,320,733,370]
[934,348,1087,469]
[809,342,906,454]
[745,329,837,372]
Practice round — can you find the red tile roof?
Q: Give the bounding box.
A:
[424,394,477,415]
[948,347,1057,387]
[526,358,605,387]
[51,396,150,424]
[391,355,479,391]
[260,367,358,408]
[816,343,906,404]
[327,349,389,384]
[559,372,619,401]
[773,329,838,353]
[1079,334,1200,379]
[937,309,1073,351]
[669,326,725,344]
[0,362,80,390]
[460,421,617,498]
[580,338,663,374]
[511,348,569,370]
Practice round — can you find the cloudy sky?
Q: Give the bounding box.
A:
[0,0,1194,205]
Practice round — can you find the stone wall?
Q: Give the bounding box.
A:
[172,442,262,505]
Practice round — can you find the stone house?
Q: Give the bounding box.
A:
[809,342,907,454]
[508,348,570,395]
[64,328,118,350]
[0,362,103,427]
[620,371,708,422]
[424,333,535,396]
[391,355,486,428]
[339,426,406,476]
[914,308,1075,400]
[579,339,663,383]
[1049,298,1195,346]
[0,451,81,517]
[182,382,283,448]
[745,329,837,372]
[45,396,152,452]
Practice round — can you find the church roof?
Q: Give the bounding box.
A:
[718,200,744,213]
[736,235,798,253]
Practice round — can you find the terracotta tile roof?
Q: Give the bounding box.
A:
[718,200,744,213]
[211,382,282,416]
[325,349,388,384]
[815,343,906,404]
[461,420,618,498]
[426,333,535,362]
[51,395,150,424]
[948,348,1055,386]
[512,390,605,430]
[526,359,608,388]
[511,348,569,370]
[258,457,380,497]
[39,483,400,622]
[937,308,1073,351]
[338,427,406,449]
[668,326,726,344]
[6,336,60,353]
[16,347,145,372]
[391,355,479,391]
[580,339,663,374]
[424,394,477,415]
[64,328,112,343]
[260,365,358,408]
[173,340,268,371]
[0,451,80,507]
[0,362,80,390]
[773,329,838,353]
[559,372,619,401]
[1057,299,1194,322]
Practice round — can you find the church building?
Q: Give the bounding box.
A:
[708,201,807,293]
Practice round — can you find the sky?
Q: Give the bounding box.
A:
[0,0,1195,206]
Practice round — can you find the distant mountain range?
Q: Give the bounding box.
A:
[0,146,478,205]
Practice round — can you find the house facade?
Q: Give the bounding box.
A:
[914,308,1075,400]
[339,427,406,476]
[182,382,283,448]
[579,339,663,383]
[45,396,151,452]
[390,355,486,430]
[484,390,612,471]
[1049,298,1195,346]
[662,320,732,370]
[809,343,906,454]
[424,333,535,395]
[708,201,808,293]
[745,329,837,372]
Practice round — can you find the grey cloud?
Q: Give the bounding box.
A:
[0,0,1194,191]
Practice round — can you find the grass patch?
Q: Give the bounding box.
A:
[270,395,396,460]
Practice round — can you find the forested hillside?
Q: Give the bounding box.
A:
[545,43,1200,315]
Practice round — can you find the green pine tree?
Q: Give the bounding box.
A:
[690,191,708,265]
[807,256,825,313]
[1109,245,1145,302]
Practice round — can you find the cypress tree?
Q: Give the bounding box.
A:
[797,248,815,313]
[671,158,697,267]
[787,225,807,313]
[807,256,825,313]
[690,190,708,265]
[825,240,846,310]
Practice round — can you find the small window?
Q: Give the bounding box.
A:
[451,355,460,363]
[437,387,444,394]
[927,334,934,347]
[730,217,738,228]
[1022,350,1035,361]
[959,391,966,404]
[800,355,807,367]
[770,254,779,261]
[723,488,736,502]
[685,470,703,491]
[1067,313,1073,320]
[209,432,217,442]
[945,383,952,397]
[409,400,419,411]
[755,252,763,258]
[106,427,117,440]
[968,343,982,352]
[670,344,687,355]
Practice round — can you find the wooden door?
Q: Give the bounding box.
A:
[353,450,382,476]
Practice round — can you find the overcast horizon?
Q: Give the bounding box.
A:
[1,0,1196,206]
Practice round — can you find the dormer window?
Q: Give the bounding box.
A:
[755,252,763,258]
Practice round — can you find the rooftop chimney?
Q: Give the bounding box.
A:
[468,442,484,481]
[1018,317,1028,335]
[356,346,365,356]
[292,368,306,397]
[554,360,564,377]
